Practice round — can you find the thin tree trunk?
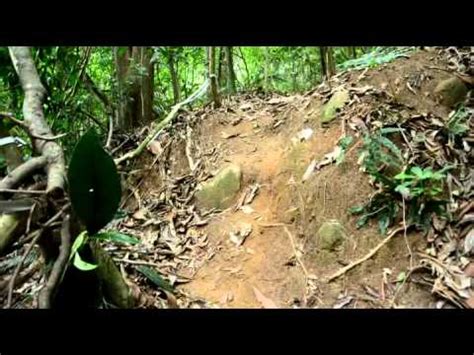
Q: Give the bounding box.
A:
[238,47,251,86]
[217,47,225,89]
[207,47,221,108]
[114,47,154,130]
[224,47,236,94]
[319,46,327,81]
[327,47,336,78]
[264,47,269,91]
[350,47,357,59]
[167,48,180,104]
[319,46,336,81]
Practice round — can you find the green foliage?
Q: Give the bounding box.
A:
[338,47,414,71]
[445,105,470,139]
[68,128,121,235]
[69,230,138,271]
[335,135,354,165]
[352,130,449,233]
[94,232,139,245]
[394,166,447,199]
[136,266,173,293]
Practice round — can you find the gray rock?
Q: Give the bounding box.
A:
[195,164,242,210]
[318,220,346,251]
[320,89,350,123]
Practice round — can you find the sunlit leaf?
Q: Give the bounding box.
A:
[73,252,98,271]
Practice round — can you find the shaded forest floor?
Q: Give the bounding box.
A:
[106,48,472,308]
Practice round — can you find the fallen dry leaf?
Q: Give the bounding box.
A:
[133,209,148,221]
[253,287,278,308]
[221,131,240,139]
[148,141,163,155]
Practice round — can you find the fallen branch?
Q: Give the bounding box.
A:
[327,226,405,282]
[0,156,47,190]
[115,79,209,165]
[38,215,71,308]
[283,226,311,279]
[9,47,66,195]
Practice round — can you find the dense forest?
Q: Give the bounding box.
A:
[0,46,472,309]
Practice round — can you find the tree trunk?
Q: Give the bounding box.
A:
[264,47,270,91]
[207,47,221,108]
[114,47,154,131]
[319,46,336,81]
[217,47,225,89]
[224,47,236,94]
[350,47,357,59]
[167,48,181,104]
[327,47,336,78]
[319,46,327,81]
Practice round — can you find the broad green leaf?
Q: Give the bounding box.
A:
[73,252,98,271]
[68,129,122,235]
[94,232,140,245]
[394,171,412,180]
[70,231,88,261]
[136,266,173,292]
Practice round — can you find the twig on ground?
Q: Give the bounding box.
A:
[115,79,209,165]
[327,226,405,282]
[402,198,413,269]
[6,229,42,307]
[38,215,72,308]
[283,226,310,279]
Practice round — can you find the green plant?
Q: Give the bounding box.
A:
[351,129,450,233]
[394,166,447,199]
[338,47,414,71]
[67,129,138,271]
[445,105,470,139]
[335,135,354,165]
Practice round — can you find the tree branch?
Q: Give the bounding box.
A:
[0,156,47,190]
[115,79,209,165]
[8,47,66,196]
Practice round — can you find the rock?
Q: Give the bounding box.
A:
[318,220,346,251]
[433,76,468,107]
[195,164,242,210]
[320,89,350,123]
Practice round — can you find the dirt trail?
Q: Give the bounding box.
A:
[130,49,469,308]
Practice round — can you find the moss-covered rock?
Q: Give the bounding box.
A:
[318,220,346,251]
[320,89,350,123]
[434,76,468,107]
[195,164,242,209]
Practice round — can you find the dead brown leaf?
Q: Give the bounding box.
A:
[253,287,278,308]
